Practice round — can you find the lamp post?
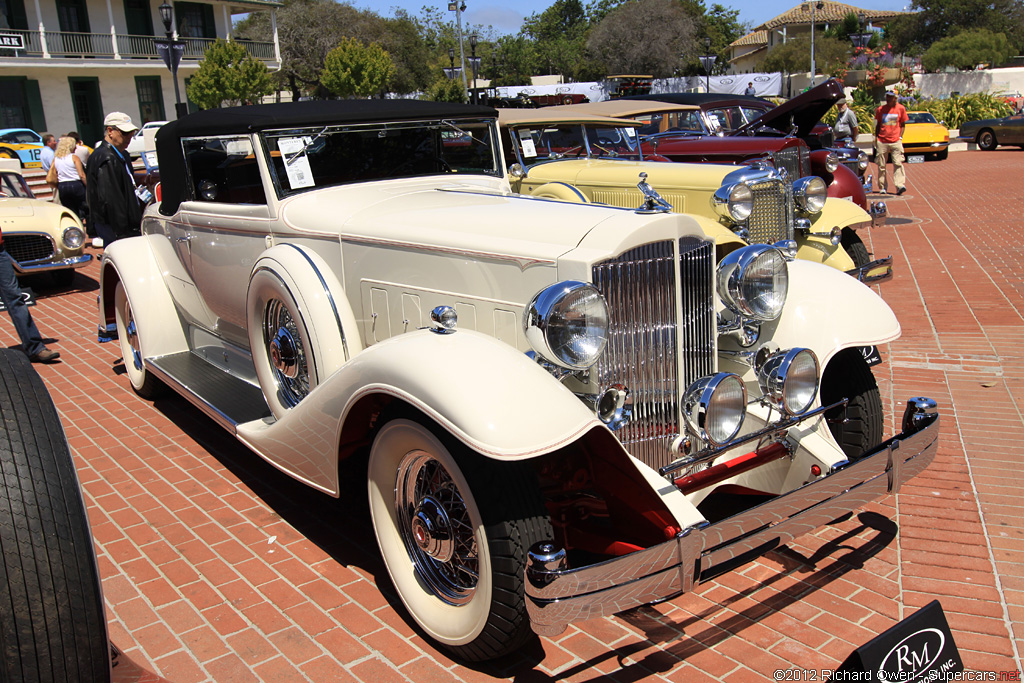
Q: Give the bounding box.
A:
[444,47,458,80]
[157,3,188,118]
[849,12,872,49]
[156,2,188,118]
[468,34,481,105]
[698,37,716,93]
[804,1,824,88]
[448,1,469,101]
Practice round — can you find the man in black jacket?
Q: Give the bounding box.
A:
[86,112,141,247]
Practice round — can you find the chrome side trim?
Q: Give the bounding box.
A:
[525,404,939,635]
[280,243,350,361]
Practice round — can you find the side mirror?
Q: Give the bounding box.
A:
[508,163,525,180]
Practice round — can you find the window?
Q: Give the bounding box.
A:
[183,136,266,205]
[175,1,215,39]
[135,76,165,123]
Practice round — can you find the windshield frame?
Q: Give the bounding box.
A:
[0,171,33,198]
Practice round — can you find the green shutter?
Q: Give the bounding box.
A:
[23,80,46,132]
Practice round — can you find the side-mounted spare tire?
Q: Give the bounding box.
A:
[0,350,110,682]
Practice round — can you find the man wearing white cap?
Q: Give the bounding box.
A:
[873,90,908,195]
[86,112,142,246]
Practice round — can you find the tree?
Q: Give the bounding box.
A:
[921,28,1015,71]
[320,38,396,98]
[760,35,851,75]
[704,3,747,69]
[423,75,467,102]
[586,0,696,78]
[523,0,592,80]
[186,38,273,109]
[885,0,1024,56]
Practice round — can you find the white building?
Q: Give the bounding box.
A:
[0,0,280,142]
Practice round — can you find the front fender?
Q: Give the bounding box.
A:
[235,329,603,495]
[757,258,899,368]
[98,235,188,358]
[529,181,590,203]
[825,163,868,211]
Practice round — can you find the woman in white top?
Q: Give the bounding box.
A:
[53,136,88,223]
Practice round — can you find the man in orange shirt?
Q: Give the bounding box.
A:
[874,90,908,195]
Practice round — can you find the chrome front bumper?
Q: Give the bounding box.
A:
[525,397,939,636]
[13,253,93,274]
[846,255,893,284]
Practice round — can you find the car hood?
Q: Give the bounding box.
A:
[523,158,729,193]
[904,123,948,141]
[0,197,57,220]
[280,177,650,263]
[732,78,844,140]
[646,135,792,156]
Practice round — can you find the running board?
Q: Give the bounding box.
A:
[146,352,272,431]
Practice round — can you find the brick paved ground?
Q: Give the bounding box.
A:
[7,149,1023,681]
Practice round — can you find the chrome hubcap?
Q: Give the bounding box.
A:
[395,450,477,605]
[263,299,309,407]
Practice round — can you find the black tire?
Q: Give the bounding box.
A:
[368,418,552,661]
[840,228,870,269]
[820,348,883,461]
[50,269,75,288]
[0,149,20,168]
[935,148,948,161]
[0,349,110,682]
[977,129,997,151]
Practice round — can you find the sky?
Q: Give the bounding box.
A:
[346,0,914,38]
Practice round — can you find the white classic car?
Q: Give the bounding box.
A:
[0,159,91,286]
[97,100,938,662]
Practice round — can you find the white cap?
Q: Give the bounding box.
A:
[103,112,138,133]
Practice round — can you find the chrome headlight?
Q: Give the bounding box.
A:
[711,182,753,223]
[62,225,85,249]
[525,281,609,370]
[824,152,839,173]
[757,348,819,415]
[717,244,788,321]
[857,151,869,170]
[793,176,827,214]
[683,373,746,446]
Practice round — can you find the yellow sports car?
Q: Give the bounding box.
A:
[0,160,91,286]
[902,112,949,160]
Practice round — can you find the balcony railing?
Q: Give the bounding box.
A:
[0,28,275,62]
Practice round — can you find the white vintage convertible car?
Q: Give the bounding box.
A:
[97,100,938,662]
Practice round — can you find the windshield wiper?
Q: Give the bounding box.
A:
[285,125,329,165]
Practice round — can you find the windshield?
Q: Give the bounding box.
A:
[0,172,33,198]
[633,110,708,136]
[510,123,644,165]
[261,118,501,198]
[0,130,40,145]
[907,112,938,124]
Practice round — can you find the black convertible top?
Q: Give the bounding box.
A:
[156,99,497,214]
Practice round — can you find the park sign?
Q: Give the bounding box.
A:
[0,34,25,50]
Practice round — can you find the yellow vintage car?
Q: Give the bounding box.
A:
[497,108,891,282]
[902,111,949,160]
[0,160,91,286]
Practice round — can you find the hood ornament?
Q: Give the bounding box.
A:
[635,173,672,214]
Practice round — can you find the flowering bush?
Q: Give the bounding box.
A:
[849,45,896,86]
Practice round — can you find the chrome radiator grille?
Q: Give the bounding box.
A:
[591,237,716,471]
[841,159,864,177]
[5,234,55,265]
[746,178,793,244]
[771,146,810,180]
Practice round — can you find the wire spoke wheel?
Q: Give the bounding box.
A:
[395,450,479,605]
[262,298,309,408]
